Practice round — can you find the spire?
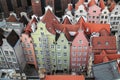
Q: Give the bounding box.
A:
[99,0,105,10]
[88,0,96,7]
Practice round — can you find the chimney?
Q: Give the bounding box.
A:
[68,3,73,11]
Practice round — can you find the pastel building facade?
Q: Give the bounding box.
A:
[87,5,101,23]
[100,7,110,24]
[55,31,70,72]
[110,4,120,33]
[70,31,89,72]
[0,30,26,72]
[31,22,56,73]
[20,33,37,69]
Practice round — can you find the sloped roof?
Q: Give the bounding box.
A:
[83,22,110,34]
[76,17,85,30]
[99,0,105,10]
[25,17,37,33]
[62,17,71,24]
[53,22,80,32]
[92,36,116,50]
[75,0,85,10]
[109,2,116,12]
[7,30,19,47]
[99,28,110,36]
[45,75,85,80]
[19,15,28,25]
[6,15,17,22]
[88,0,96,7]
[41,9,59,34]
[94,50,120,64]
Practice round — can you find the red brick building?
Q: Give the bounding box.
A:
[31,0,42,16]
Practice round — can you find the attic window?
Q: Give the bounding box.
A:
[105,41,109,46]
[79,40,82,44]
[97,42,101,45]
[40,27,43,30]
[104,12,107,14]
[93,11,96,13]
[80,10,83,13]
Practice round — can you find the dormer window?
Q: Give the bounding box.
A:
[104,12,107,14]
[80,10,83,13]
[105,16,108,19]
[93,11,96,13]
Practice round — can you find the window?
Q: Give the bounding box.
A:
[42,58,44,62]
[77,58,81,61]
[72,46,76,49]
[57,45,61,50]
[57,52,61,57]
[26,43,30,48]
[104,12,107,14]
[21,42,25,47]
[58,60,62,64]
[12,58,16,62]
[64,46,67,49]
[97,16,99,19]
[72,58,76,61]
[39,44,42,47]
[80,10,83,13]
[83,52,87,56]
[79,40,82,44]
[51,45,54,48]
[97,42,101,45]
[10,51,14,56]
[1,57,4,61]
[64,52,67,56]
[4,51,9,56]
[115,12,118,15]
[84,46,87,50]
[40,27,43,30]
[114,17,116,20]
[72,63,75,66]
[104,21,107,24]
[105,16,108,19]
[82,58,86,61]
[101,16,104,19]
[78,46,82,50]
[76,15,78,17]
[93,10,96,13]
[64,60,67,64]
[92,21,95,23]
[7,58,11,61]
[93,16,95,19]
[39,38,41,41]
[41,32,44,35]
[52,59,55,63]
[118,17,120,20]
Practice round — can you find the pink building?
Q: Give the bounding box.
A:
[21,33,37,69]
[20,17,38,69]
[70,30,89,72]
[87,0,101,23]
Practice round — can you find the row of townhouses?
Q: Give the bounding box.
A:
[0,0,120,80]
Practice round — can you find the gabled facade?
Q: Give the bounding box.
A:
[74,4,87,22]
[55,30,70,72]
[110,4,120,32]
[0,30,26,72]
[31,22,56,73]
[100,7,110,24]
[20,33,37,69]
[87,5,101,23]
[70,30,89,72]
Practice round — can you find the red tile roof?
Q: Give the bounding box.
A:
[53,22,80,32]
[99,28,110,36]
[75,0,85,10]
[99,0,105,10]
[41,9,59,34]
[83,22,110,34]
[25,17,37,34]
[88,0,96,7]
[94,50,120,64]
[92,36,116,50]
[62,27,71,41]
[63,17,71,24]
[45,75,85,80]
[76,17,85,30]
[109,2,116,12]
[6,15,17,22]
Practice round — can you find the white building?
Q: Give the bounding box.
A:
[100,7,110,24]
[0,29,26,72]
